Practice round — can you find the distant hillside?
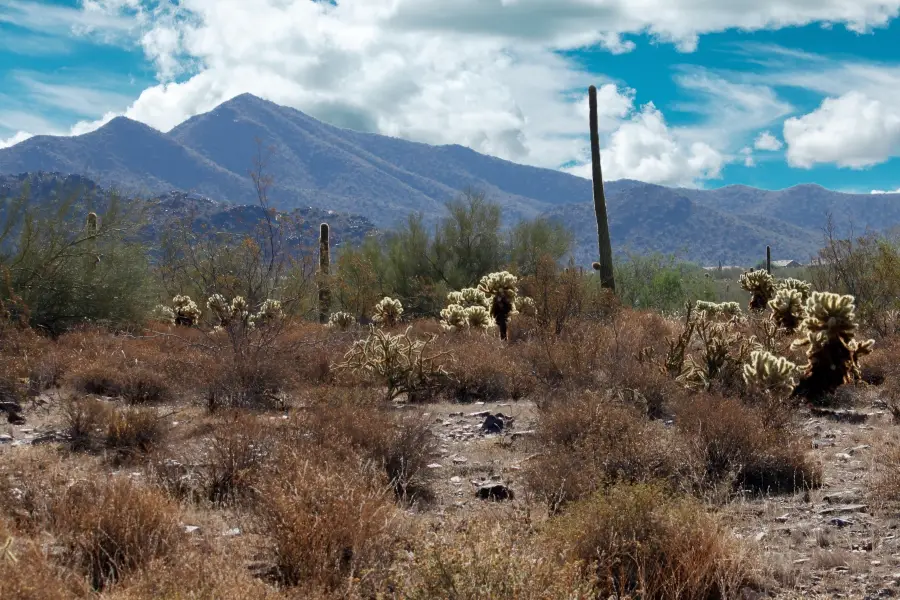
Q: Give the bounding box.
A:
[0,172,377,256]
[2,94,900,265]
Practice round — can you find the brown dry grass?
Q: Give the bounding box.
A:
[675,393,822,494]
[526,391,688,509]
[547,482,757,600]
[49,477,181,589]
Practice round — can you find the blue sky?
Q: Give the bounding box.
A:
[2,0,900,193]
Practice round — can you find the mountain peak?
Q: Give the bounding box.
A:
[91,116,161,137]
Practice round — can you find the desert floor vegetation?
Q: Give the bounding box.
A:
[4,186,900,599]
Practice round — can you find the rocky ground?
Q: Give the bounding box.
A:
[3,388,899,599]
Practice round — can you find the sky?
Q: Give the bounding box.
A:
[1,0,900,194]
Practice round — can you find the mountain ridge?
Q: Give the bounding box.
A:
[2,93,900,265]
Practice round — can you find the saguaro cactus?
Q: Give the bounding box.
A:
[86,212,99,236]
[588,85,615,291]
[318,222,331,324]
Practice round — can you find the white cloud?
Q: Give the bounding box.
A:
[754,131,783,151]
[0,131,34,149]
[7,0,894,185]
[871,187,900,194]
[565,103,724,186]
[740,147,755,167]
[784,91,900,168]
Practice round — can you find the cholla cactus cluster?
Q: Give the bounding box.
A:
[776,277,811,300]
[743,350,802,395]
[172,295,201,327]
[695,300,742,319]
[207,294,283,329]
[373,296,403,327]
[327,311,356,330]
[676,312,742,391]
[250,299,283,327]
[478,271,519,340]
[769,288,805,333]
[336,325,449,401]
[151,304,176,325]
[440,288,496,332]
[739,269,776,311]
[790,291,875,399]
[515,295,537,317]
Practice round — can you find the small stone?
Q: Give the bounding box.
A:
[794,558,810,564]
[184,525,200,534]
[481,414,505,433]
[450,476,461,484]
[469,410,491,417]
[835,453,853,461]
[223,527,241,537]
[830,517,854,528]
[476,483,514,501]
[452,457,468,464]
[754,531,767,542]
[0,434,12,443]
[872,561,883,566]
[427,463,443,469]
[775,514,790,523]
[511,430,536,440]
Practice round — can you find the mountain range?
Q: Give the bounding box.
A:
[1,93,899,265]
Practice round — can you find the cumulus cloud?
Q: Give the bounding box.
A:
[565,103,724,186]
[871,187,900,194]
[783,91,900,168]
[6,0,891,184]
[0,131,34,149]
[754,131,783,151]
[740,147,755,167]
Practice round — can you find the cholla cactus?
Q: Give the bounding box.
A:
[336,325,449,401]
[790,291,875,400]
[448,288,490,309]
[172,295,201,327]
[251,299,283,327]
[478,271,518,340]
[327,311,356,330]
[440,303,469,332]
[695,300,742,319]
[743,350,802,395]
[465,305,494,330]
[515,296,537,317]
[739,269,776,311]
[676,314,739,391]
[769,288,805,332]
[207,294,230,325]
[151,304,175,325]
[776,277,811,301]
[373,296,403,327]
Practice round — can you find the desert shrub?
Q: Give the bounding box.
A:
[300,390,437,503]
[435,334,535,403]
[522,319,608,389]
[202,354,289,411]
[103,406,166,460]
[335,325,451,402]
[395,520,593,599]
[67,361,172,405]
[527,392,686,510]
[547,482,754,600]
[0,519,90,600]
[204,413,275,505]
[675,394,821,494]
[50,478,181,590]
[255,447,399,593]
[869,436,900,506]
[61,397,111,452]
[1,183,155,334]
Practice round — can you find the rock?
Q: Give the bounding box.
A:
[469,410,491,417]
[810,407,869,423]
[775,514,791,523]
[476,483,514,501]
[818,504,868,515]
[824,490,861,504]
[223,527,241,537]
[511,430,536,440]
[481,414,506,433]
[183,525,200,534]
[452,457,468,464]
[427,463,443,469]
[450,476,462,484]
[829,517,854,527]
[835,453,853,461]
[794,558,810,564]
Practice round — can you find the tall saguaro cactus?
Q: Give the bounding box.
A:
[318,222,331,323]
[588,85,616,291]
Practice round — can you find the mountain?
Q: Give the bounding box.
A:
[2,93,900,265]
[0,172,377,255]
